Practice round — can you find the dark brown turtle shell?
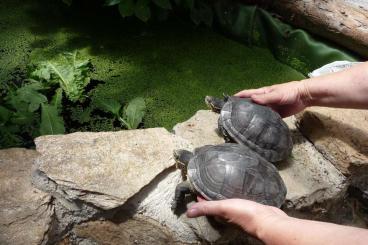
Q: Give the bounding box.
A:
[220,97,292,162]
[187,143,287,207]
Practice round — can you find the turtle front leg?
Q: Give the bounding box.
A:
[174,149,193,180]
[171,181,192,211]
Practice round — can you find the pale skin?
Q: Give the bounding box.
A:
[187,62,368,245]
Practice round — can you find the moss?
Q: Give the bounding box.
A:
[0,0,305,131]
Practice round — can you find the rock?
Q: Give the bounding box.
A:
[0,148,53,245]
[174,111,346,210]
[122,169,224,243]
[72,216,179,245]
[34,128,191,210]
[281,116,346,209]
[173,110,225,148]
[295,107,368,176]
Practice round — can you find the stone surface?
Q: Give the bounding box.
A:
[295,107,368,176]
[72,217,178,245]
[117,168,222,243]
[281,117,346,209]
[174,110,346,210]
[343,0,368,10]
[114,168,256,244]
[0,148,53,245]
[34,128,191,210]
[173,110,225,148]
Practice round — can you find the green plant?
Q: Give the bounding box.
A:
[30,51,93,103]
[62,0,213,25]
[0,50,147,148]
[95,97,146,129]
[0,81,63,147]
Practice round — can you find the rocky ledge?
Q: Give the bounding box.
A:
[1,108,367,244]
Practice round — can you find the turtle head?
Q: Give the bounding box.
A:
[173,149,193,170]
[205,96,226,113]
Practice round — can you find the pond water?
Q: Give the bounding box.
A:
[0,0,304,132]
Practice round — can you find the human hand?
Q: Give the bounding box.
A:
[186,198,288,239]
[234,81,312,117]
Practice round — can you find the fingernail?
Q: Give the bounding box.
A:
[187,208,199,217]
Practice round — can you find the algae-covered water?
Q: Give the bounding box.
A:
[0,0,305,130]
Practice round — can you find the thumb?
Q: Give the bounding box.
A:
[251,91,282,105]
[187,201,225,218]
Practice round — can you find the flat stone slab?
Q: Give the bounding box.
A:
[72,217,179,245]
[174,110,346,209]
[281,117,346,209]
[35,128,191,210]
[173,110,225,148]
[116,169,248,243]
[296,107,368,176]
[0,148,53,245]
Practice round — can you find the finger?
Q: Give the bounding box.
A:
[197,195,206,202]
[251,91,282,105]
[187,200,225,218]
[234,87,270,97]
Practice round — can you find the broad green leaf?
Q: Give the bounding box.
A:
[40,104,65,135]
[30,64,52,82]
[123,97,146,129]
[135,0,151,22]
[31,51,92,102]
[10,110,35,125]
[152,0,172,9]
[105,0,121,6]
[0,106,11,123]
[94,98,121,116]
[51,88,63,113]
[119,0,135,17]
[16,83,47,112]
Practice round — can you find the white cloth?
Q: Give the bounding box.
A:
[308,61,362,78]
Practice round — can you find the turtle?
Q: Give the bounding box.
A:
[171,143,287,211]
[205,95,293,162]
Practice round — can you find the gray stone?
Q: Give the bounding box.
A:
[173,110,225,148]
[72,216,179,245]
[124,169,222,243]
[295,107,368,176]
[34,128,191,210]
[0,148,53,245]
[281,116,346,209]
[174,111,346,210]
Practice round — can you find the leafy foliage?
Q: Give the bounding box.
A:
[30,51,93,102]
[1,51,147,148]
[39,103,65,135]
[123,97,146,129]
[62,0,213,25]
[95,97,146,129]
[0,82,42,147]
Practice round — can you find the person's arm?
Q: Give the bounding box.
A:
[187,199,368,245]
[235,61,368,117]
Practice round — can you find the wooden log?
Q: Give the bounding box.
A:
[241,0,368,57]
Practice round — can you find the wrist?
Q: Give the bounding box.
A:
[297,80,314,107]
[254,213,291,243]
